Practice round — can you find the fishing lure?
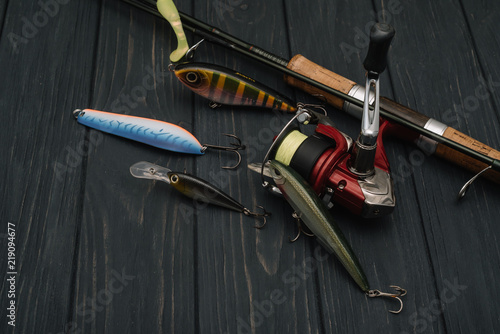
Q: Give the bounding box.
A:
[173,62,297,113]
[157,0,189,62]
[73,109,244,169]
[268,160,406,313]
[130,161,270,227]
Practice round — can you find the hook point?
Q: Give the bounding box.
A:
[367,285,407,314]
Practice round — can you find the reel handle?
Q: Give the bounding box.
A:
[350,23,395,175]
[363,23,395,75]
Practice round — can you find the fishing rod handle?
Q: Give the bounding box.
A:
[284,54,500,183]
[285,54,357,110]
[435,128,500,182]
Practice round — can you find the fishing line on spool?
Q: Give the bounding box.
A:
[274,130,308,166]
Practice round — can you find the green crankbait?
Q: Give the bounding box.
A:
[268,160,406,313]
[173,62,297,113]
[130,161,270,227]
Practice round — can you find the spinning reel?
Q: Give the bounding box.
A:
[262,23,396,218]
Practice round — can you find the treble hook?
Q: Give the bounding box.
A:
[289,212,315,242]
[202,134,246,169]
[243,205,271,229]
[367,285,407,314]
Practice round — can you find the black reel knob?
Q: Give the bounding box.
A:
[363,23,395,74]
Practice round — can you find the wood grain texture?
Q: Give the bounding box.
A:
[0,0,102,333]
[374,0,500,333]
[0,0,499,333]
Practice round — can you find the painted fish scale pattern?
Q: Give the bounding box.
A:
[77,109,204,155]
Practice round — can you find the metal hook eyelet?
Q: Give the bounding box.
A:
[243,205,271,229]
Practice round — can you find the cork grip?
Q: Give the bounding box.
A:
[284,55,356,110]
[435,128,500,183]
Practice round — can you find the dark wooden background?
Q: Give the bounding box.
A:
[1,0,500,333]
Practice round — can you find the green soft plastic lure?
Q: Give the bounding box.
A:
[157,0,189,62]
[268,160,407,313]
[174,62,297,113]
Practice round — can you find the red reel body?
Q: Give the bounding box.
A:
[275,119,399,218]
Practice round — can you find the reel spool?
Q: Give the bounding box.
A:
[274,129,336,181]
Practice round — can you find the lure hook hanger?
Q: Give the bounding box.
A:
[185,39,205,61]
[243,205,271,229]
[458,163,497,199]
[202,133,245,169]
[367,285,407,314]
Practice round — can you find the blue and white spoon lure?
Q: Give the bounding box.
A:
[73,109,244,168]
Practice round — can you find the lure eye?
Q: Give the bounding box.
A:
[185,71,200,85]
[273,168,281,176]
[170,174,179,183]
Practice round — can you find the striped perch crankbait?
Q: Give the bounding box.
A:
[73,109,244,168]
[173,62,297,113]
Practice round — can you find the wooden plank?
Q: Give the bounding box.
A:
[0,0,101,333]
[191,2,325,333]
[69,0,197,333]
[460,0,500,137]
[374,0,500,333]
[0,0,8,28]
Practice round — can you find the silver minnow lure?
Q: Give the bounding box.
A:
[268,160,370,292]
[268,160,407,313]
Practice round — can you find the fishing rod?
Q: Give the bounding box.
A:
[121,0,500,190]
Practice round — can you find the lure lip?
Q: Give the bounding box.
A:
[130,161,172,184]
[268,162,286,186]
